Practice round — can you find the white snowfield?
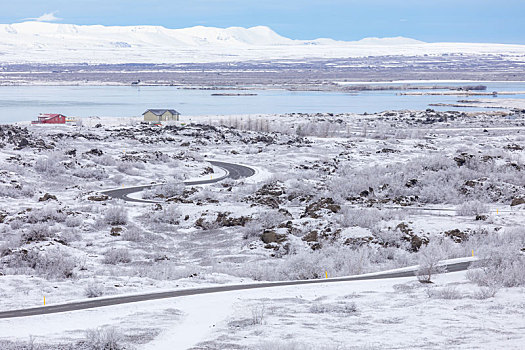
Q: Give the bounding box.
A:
[1,21,525,64]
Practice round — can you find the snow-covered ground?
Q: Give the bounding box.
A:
[1,22,525,64]
[2,266,524,349]
[1,105,525,349]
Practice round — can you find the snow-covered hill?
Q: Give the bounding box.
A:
[0,21,524,64]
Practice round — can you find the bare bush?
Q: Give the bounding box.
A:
[83,327,123,350]
[416,242,446,283]
[103,248,131,264]
[426,286,463,299]
[456,201,489,216]
[104,206,128,226]
[85,282,104,298]
[250,303,266,325]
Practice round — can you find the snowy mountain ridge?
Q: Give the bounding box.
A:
[1,21,424,47]
[0,21,524,64]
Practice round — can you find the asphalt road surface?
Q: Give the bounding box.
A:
[102,160,255,204]
[0,260,472,319]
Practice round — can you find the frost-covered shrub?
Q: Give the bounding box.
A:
[256,210,288,229]
[60,229,81,245]
[309,301,357,314]
[9,219,23,230]
[95,155,116,166]
[337,207,402,229]
[103,248,131,264]
[150,205,182,225]
[37,249,76,279]
[104,206,128,226]
[242,221,263,239]
[121,226,144,242]
[7,248,78,279]
[84,282,104,298]
[26,205,67,224]
[22,223,53,242]
[83,327,123,350]
[65,215,83,228]
[116,161,139,176]
[257,341,340,350]
[247,245,376,281]
[456,200,489,216]
[143,181,184,199]
[466,227,525,287]
[0,184,35,198]
[111,174,124,185]
[72,167,108,180]
[34,154,64,175]
[472,286,499,299]
[131,262,202,280]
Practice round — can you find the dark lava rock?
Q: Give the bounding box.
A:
[110,227,123,236]
[511,197,525,207]
[444,229,469,243]
[215,212,250,227]
[17,138,29,148]
[87,194,109,201]
[39,193,58,202]
[302,230,318,242]
[303,198,340,218]
[85,148,103,156]
[261,230,287,244]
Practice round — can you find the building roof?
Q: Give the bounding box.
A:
[142,109,180,116]
[39,113,65,119]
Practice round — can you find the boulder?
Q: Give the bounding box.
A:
[39,193,58,202]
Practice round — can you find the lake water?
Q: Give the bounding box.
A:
[1,82,525,123]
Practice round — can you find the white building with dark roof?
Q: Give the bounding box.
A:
[142,109,180,122]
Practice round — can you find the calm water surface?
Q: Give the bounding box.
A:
[1,82,524,123]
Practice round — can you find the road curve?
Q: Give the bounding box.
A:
[0,261,471,319]
[102,161,255,204]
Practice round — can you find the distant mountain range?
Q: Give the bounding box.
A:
[0,22,524,64]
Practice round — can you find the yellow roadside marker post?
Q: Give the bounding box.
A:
[325,271,328,279]
[472,250,474,257]
[44,296,46,306]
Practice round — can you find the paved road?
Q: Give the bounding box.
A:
[0,261,472,319]
[102,160,255,204]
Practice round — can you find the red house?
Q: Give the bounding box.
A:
[32,114,67,124]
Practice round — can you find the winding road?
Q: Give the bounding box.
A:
[0,160,479,319]
[102,160,255,203]
[0,260,472,319]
